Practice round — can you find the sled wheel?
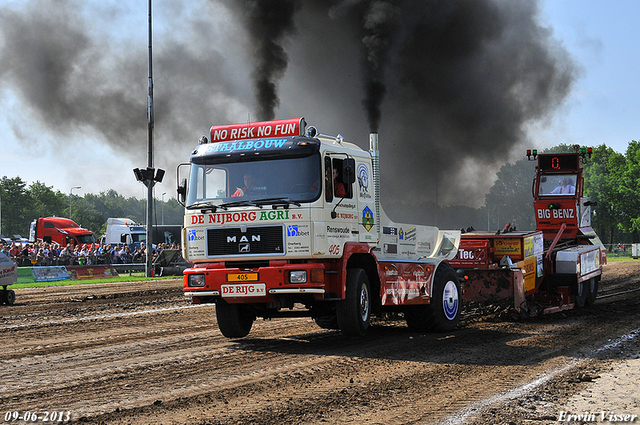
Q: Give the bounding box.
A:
[314,315,339,330]
[5,290,15,306]
[574,280,588,308]
[406,263,461,332]
[336,268,371,337]
[585,277,599,306]
[215,299,255,338]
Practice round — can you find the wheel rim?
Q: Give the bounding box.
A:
[443,280,459,321]
[359,284,370,322]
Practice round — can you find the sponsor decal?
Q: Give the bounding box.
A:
[357,163,372,199]
[204,138,288,154]
[210,118,302,142]
[494,238,521,256]
[383,226,397,235]
[189,210,292,226]
[287,225,310,238]
[362,206,374,232]
[399,227,416,241]
[221,283,267,297]
[327,226,350,234]
[536,208,576,219]
[188,229,205,241]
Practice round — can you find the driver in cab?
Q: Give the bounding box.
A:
[233,174,256,197]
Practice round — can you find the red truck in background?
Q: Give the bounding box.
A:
[29,217,96,247]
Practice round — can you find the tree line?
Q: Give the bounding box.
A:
[0,177,183,240]
[2,140,639,246]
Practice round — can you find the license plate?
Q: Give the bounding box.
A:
[221,283,266,297]
[227,272,259,282]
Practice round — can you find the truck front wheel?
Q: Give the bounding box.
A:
[5,290,15,306]
[405,263,461,332]
[336,268,371,337]
[215,300,255,338]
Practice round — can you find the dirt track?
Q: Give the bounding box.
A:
[2,261,640,424]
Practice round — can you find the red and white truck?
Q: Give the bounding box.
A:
[450,149,605,314]
[178,118,462,337]
[29,217,96,247]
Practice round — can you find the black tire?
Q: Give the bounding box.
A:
[0,290,6,305]
[215,299,255,338]
[585,277,599,306]
[5,290,15,306]
[406,263,461,332]
[574,280,588,308]
[314,315,340,330]
[336,268,371,337]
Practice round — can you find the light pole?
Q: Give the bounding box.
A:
[69,186,81,221]
[162,192,166,225]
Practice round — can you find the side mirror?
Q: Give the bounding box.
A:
[342,158,356,184]
[177,178,187,204]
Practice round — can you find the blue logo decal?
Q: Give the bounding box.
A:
[287,225,299,236]
[188,229,197,241]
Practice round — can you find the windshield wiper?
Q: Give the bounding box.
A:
[218,200,263,209]
[186,201,226,213]
[253,197,301,208]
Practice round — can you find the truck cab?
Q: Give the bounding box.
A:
[29,217,96,247]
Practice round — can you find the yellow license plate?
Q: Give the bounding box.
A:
[227,272,259,282]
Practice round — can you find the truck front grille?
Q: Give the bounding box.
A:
[207,225,284,257]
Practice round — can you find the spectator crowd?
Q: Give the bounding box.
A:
[0,240,180,267]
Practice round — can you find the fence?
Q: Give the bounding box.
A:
[604,243,640,258]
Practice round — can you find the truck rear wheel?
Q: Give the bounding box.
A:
[405,263,460,332]
[5,290,15,306]
[215,300,255,338]
[585,277,599,305]
[574,280,588,308]
[336,268,371,337]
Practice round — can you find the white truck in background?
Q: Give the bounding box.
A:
[101,218,146,249]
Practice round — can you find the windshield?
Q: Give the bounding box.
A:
[538,173,577,196]
[186,153,321,207]
[76,234,96,245]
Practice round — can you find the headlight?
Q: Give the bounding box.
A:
[188,274,206,287]
[289,270,307,284]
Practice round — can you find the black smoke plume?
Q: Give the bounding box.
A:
[223,0,300,121]
[0,0,576,217]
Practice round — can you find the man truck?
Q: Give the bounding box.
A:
[178,117,462,337]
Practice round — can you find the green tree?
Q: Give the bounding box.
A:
[582,144,624,245]
[0,176,31,237]
[29,181,67,218]
[615,141,640,242]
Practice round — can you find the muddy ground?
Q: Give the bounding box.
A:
[1,261,639,424]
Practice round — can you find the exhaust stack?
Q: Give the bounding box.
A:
[370,133,381,236]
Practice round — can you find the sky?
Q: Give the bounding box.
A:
[0,0,638,212]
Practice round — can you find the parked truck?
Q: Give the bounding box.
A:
[178,117,462,337]
[29,217,96,247]
[0,251,17,305]
[101,218,182,250]
[450,148,605,314]
[101,218,146,249]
